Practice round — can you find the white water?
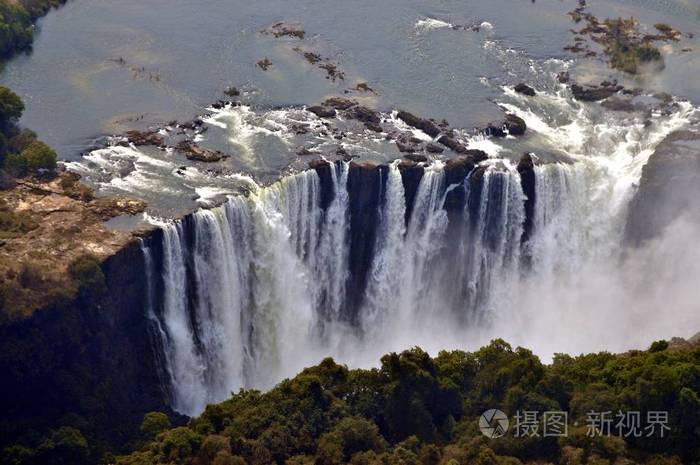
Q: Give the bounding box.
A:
[142,86,699,416]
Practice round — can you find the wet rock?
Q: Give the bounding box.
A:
[124,130,164,147]
[261,22,305,39]
[504,114,527,136]
[443,153,486,211]
[425,143,444,154]
[395,134,422,153]
[296,147,314,156]
[179,118,204,131]
[484,125,507,138]
[517,153,536,243]
[600,97,637,112]
[571,82,622,101]
[396,111,441,138]
[323,97,357,110]
[351,106,381,125]
[307,105,336,118]
[291,124,310,135]
[365,122,383,133]
[354,82,377,94]
[257,58,273,71]
[175,141,227,162]
[403,154,428,163]
[514,83,536,96]
[557,71,571,83]
[437,135,469,153]
[625,130,700,245]
[397,161,425,224]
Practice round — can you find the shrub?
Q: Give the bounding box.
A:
[140,412,171,440]
[3,152,28,177]
[0,86,24,124]
[68,254,107,294]
[20,140,57,172]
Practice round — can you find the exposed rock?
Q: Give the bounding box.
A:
[625,130,700,245]
[484,125,507,138]
[403,154,428,163]
[307,105,336,118]
[291,123,310,135]
[90,197,147,221]
[571,82,622,101]
[397,161,425,225]
[351,105,381,125]
[257,58,273,71]
[437,135,469,153]
[425,143,444,154]
[395,134,422,153]
[557,71,571,83]
[180,118,204,130]
[296,147,314,156]
[175,141,227,162]
[600,97,637,112]
[364,122,383,133]
[293,47,345,81]
[517,153,536,243]
[503,114,527,136]
[353,82,378,94]
[514,83,536,96]
[323,97,357,110]
[396,111,441,138]
[261,22,305,39]
[124,130,164,147]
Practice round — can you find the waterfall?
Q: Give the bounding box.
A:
[142,99,697,415]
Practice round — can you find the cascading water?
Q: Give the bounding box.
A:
[142,89,698,416]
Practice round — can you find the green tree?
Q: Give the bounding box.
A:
[0,86,24,124]
[20,140,57,172]
[69,254,107,295]
[140,412,171,440]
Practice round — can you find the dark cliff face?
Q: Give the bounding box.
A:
[625,130,700,246]
[0,234,170,454]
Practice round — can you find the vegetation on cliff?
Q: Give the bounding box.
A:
[565,1,683,74]
[5,339,694,465]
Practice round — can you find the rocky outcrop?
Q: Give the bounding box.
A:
[396,111,441,138]
[514,83,536,96]
[0,234,171,456]
[625,130,700,245]
[517,153,536,243]
[571,82,622,101]
[125,130,165,147]
[175,141,227,162]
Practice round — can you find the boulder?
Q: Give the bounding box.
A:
[504,114,527,136]
[307,106,336,118]
[437,135,469,153]
[571,82,622,101]
[425,143,444,154]
[517,153,536,243]
[396,111,441,138]
[175,141,227,162]
[403,154,428,163]
[125,130,164,147]
[395,134,422,153]
[625,130,700,245]
[323,97,357,110]
[514,83,536,96]
[351,105,381,124]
